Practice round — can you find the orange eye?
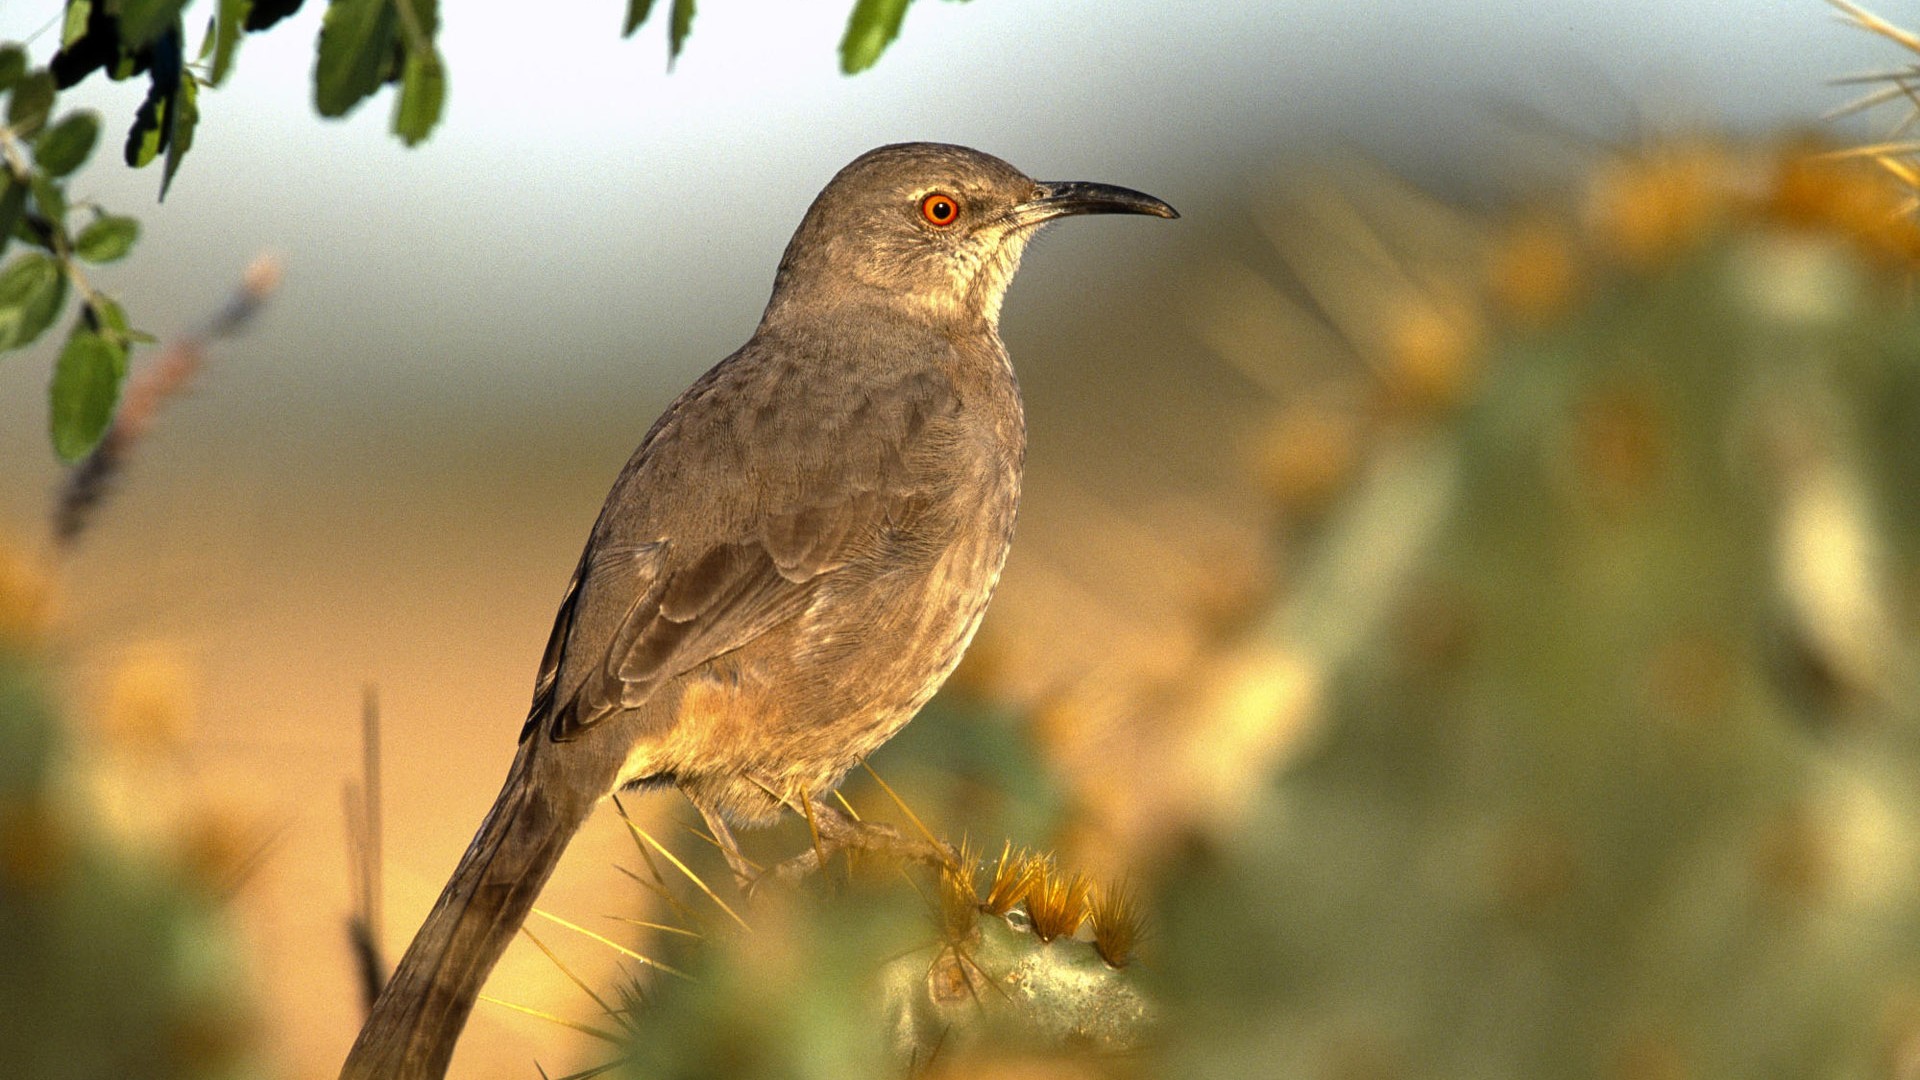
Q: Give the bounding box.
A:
[919,192,960,227]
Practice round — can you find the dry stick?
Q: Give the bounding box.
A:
[216,817,292,901]
[53,253,282,551]
[344,686,388,1014]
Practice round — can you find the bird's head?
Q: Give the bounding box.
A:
[763,142,1177,332]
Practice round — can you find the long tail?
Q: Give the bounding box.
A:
[340,743,590,1080]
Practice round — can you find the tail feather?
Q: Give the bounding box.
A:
[340,746,588,1080]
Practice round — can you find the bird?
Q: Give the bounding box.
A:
[339,142,1176,1079]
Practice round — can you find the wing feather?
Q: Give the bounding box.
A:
[532,342,967,743]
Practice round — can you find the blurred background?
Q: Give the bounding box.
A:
[3,1,1919,1077]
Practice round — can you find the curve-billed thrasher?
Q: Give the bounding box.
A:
[340,142,1176,1079]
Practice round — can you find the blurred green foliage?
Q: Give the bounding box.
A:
[0,642,258,1080]
[1151,170,1920,1079]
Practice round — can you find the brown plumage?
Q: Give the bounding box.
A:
[339,142,1175,1080]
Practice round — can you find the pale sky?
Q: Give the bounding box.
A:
[0,0,1886,412]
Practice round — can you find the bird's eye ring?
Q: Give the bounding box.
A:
[919,192,960,227]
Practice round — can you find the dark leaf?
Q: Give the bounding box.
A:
[840,0,913,74]
[32,112,100,177]
[49,326,127,462]
[0,253,69,352]
[6,70,55,136]
[108,44,156,83]
[668,0,694,65]
[124,81,169,167]
[211,0,252,84]
[122,31,183,173]
[315,0,399,117]
[51,1,119,88]
[148,24,183,89]
[623,0,658,37]
[392,47,444,146]
[116,0,191,49]
[75,215,138,263]
[0,45,25,91]
[0,181,24,260]
[160,70,197,199]
[244,0,306,32]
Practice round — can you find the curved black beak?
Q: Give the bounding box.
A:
[1011,180,1180,227]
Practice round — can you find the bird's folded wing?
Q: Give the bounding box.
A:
[534,484,921,743]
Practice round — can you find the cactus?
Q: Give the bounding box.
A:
[570,787,1152,1078]
[1147,139,1920,1080]
[0,579,258,1080]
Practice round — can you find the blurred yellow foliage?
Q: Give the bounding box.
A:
[1486,214,1583,324]
[102,642,195,759]
[1253,401,1362,512]
[1585,140,1734,267]
[0,533,52,649]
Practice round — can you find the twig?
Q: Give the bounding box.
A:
[54,253,281,550]
[344,685,388,1014]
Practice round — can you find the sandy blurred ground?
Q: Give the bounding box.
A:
[0,226,1257,1077]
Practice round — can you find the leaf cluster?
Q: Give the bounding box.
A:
[622,0,974,74]
[0,0,973,460]
[0,46,148,461]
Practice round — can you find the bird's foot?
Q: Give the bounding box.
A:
[760,801,956,886]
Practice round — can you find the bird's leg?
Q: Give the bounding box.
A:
[764,799,956,884]
[693,801,756,891]
[812,798,959,868]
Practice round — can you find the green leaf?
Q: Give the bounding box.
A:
[6,70,56,136]
[74,215,138,263]
[32,112,100,177]
[0,253,69,352]
[88,294,132,340]
[395,0,440,42]
[668,0,694,65]
[87,294,154,345]
[48,326,127,461]
[117,0,192,48]
[0,180,24,260]
[160,71,197,199]
[211,0,252,84]
[29,174,66,230]
[623,0,658,37]
[392,47,444,146]
[0,46,25,91]
[387,0,442,144]
[840,0,913,74]
[315,0,400,117]
[60,2,92,50]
